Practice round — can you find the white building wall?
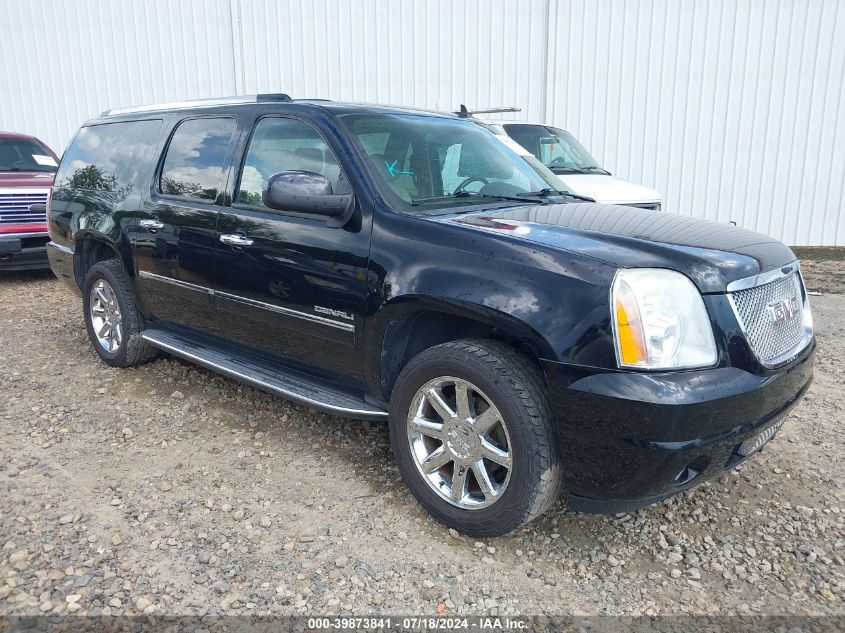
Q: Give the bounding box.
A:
[546,0,845,246]
[1,0,842,245]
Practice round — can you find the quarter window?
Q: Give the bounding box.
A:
[55,120,162,193]
[237,117,343,208]
[159,117,236,201]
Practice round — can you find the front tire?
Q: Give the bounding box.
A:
[83,259,157,368]
[389,339,564,536]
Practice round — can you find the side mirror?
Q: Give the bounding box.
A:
[262,171,354,227]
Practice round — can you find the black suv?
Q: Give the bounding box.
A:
[47,95,815,536]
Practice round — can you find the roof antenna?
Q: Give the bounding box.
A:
[453,105,520,118]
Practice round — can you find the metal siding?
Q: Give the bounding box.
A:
[1,0,842,244]
[0,0,237,155]
[234,0,548,120]
[545,0,845,245]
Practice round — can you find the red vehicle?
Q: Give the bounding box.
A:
[0,132,59,270]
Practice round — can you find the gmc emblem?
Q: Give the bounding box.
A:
[767,296,801,324]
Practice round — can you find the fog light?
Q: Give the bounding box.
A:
[737,420,784,457]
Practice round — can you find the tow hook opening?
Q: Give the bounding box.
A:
[674,455,711,486]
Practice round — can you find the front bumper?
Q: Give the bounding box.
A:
[0,233,50,271]
[543,341,815,513]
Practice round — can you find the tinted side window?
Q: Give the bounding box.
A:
[159,117,236,201]
[236,117,343,207]
[55,120,162,192]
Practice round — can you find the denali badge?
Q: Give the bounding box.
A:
[314,306,355,321]
[767,296,801,324]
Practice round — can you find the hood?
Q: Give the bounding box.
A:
[0,171,55,188]
[438,203,796,294]
[554,173,661,205]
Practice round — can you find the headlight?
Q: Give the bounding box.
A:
[611,269,717,370]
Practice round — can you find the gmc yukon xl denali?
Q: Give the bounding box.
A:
[47,95,815,536]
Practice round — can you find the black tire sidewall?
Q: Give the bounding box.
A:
[83,262,130,365]
[389,345,556,536]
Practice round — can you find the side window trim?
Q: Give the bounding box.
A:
[231,113,351,216]
[153,114,238,207]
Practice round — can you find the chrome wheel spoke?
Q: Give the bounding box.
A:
[425,388,455,421]
[410,416,444,440]
[455,382,471,420]
[450,465,468,502]
[97,322,111,338]
[480,439,511,468]
[472,460,496,499]
[472,407,500,435]
[421,446,451,474]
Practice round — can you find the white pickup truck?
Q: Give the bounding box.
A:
[477,119,663,211]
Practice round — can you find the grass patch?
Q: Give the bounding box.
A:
[791,246,845,261]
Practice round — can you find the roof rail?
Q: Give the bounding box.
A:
[256,93,292,102]
[101,93,295,117]
[454,105,521,118]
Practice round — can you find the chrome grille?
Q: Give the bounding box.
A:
[730,272,807,366]
[0,189,49,226]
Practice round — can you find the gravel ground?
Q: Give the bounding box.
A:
[1,267,843,619]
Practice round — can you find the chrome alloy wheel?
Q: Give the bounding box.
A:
[407,377,512,509]
[89,279,123,352]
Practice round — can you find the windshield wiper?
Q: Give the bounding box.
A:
[580,166,611,175]
[516,188,596,203]
[411,191,545,206]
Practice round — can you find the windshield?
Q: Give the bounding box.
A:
[339,113,558,212]
[0,137,57,173]
[502,124,605,174]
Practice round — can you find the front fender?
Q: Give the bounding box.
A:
[364,293,555,401]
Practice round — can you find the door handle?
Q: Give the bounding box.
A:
[220,233,254,247]
[139,219,165,230]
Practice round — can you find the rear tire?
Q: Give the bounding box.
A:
[389,339,564,536]
[82,259,158,368]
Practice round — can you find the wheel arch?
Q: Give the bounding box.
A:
[72,230,132,290]
[367,295,555,402]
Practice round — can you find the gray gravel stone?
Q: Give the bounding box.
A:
[1,273,843,618]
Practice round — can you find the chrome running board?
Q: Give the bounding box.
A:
[141,328,387,420]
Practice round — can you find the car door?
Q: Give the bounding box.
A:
[134,114,239,335]
[214,114,371,386]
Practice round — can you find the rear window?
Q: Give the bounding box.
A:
[55,120,163,192]
[0,137,57,173]
[159,117,236,201]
